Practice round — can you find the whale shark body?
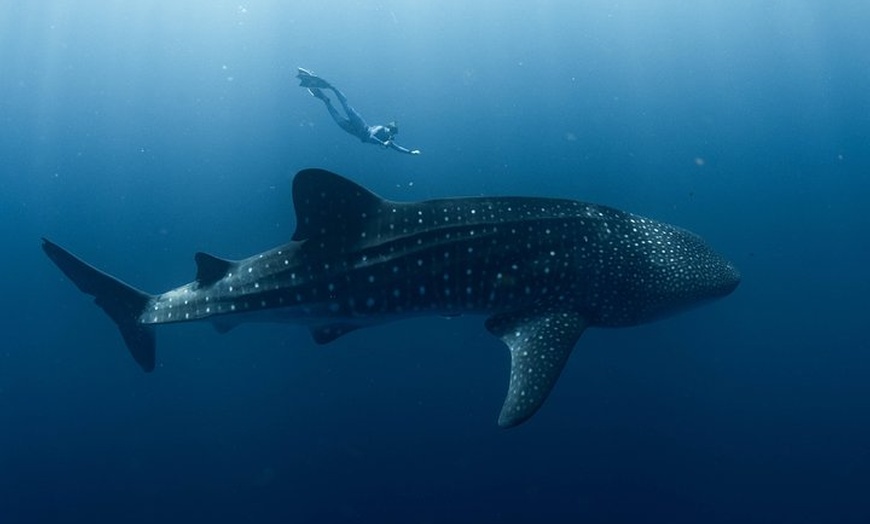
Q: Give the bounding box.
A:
[43,169,739,427]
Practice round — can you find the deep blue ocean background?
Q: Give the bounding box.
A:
[2,2,869,523]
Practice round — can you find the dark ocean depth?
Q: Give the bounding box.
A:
[2,2,869,523]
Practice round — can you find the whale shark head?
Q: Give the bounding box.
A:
[649,227,739,314]
[588,218,741,326]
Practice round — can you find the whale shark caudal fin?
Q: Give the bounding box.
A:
[41,238,156,372]
[485,308,588,427]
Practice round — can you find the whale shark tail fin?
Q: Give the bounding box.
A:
[42,238,156,372]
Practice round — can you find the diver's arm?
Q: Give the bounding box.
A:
[365,127,392,147]
[367,134,390,147]
[387,141,421,155]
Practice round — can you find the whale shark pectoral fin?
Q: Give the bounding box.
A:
[485,308,588,428]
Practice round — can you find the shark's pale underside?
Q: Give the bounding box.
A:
[43,169,740,427]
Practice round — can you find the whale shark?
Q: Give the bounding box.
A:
[42,168,740,427]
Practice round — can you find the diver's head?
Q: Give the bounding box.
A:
[386,121,399,135]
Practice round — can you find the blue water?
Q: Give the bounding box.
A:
[2,2,869,523]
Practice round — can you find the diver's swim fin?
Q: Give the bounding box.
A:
[297,68,332,89]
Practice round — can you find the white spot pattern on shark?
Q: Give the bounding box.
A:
[42,169,739,427]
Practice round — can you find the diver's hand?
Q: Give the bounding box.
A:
[410,149,421,155]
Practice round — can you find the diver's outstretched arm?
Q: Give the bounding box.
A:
[387,141,421,155]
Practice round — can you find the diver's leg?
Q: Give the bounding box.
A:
[329,87,367,132]
[330,87,353,112]
[321,98,357,136]
[308,87,329,101]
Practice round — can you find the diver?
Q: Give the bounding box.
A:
[297,68,421,156]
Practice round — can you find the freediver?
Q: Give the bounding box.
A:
[297,68,421,156]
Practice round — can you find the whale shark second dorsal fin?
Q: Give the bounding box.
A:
[291,169,390,248]
[194,252,236,286]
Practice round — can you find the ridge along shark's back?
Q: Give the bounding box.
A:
[42,168,740,427]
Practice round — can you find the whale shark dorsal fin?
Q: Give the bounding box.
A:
[486,308,588,428]
[194,252,236,286]
[291,169,388,246]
